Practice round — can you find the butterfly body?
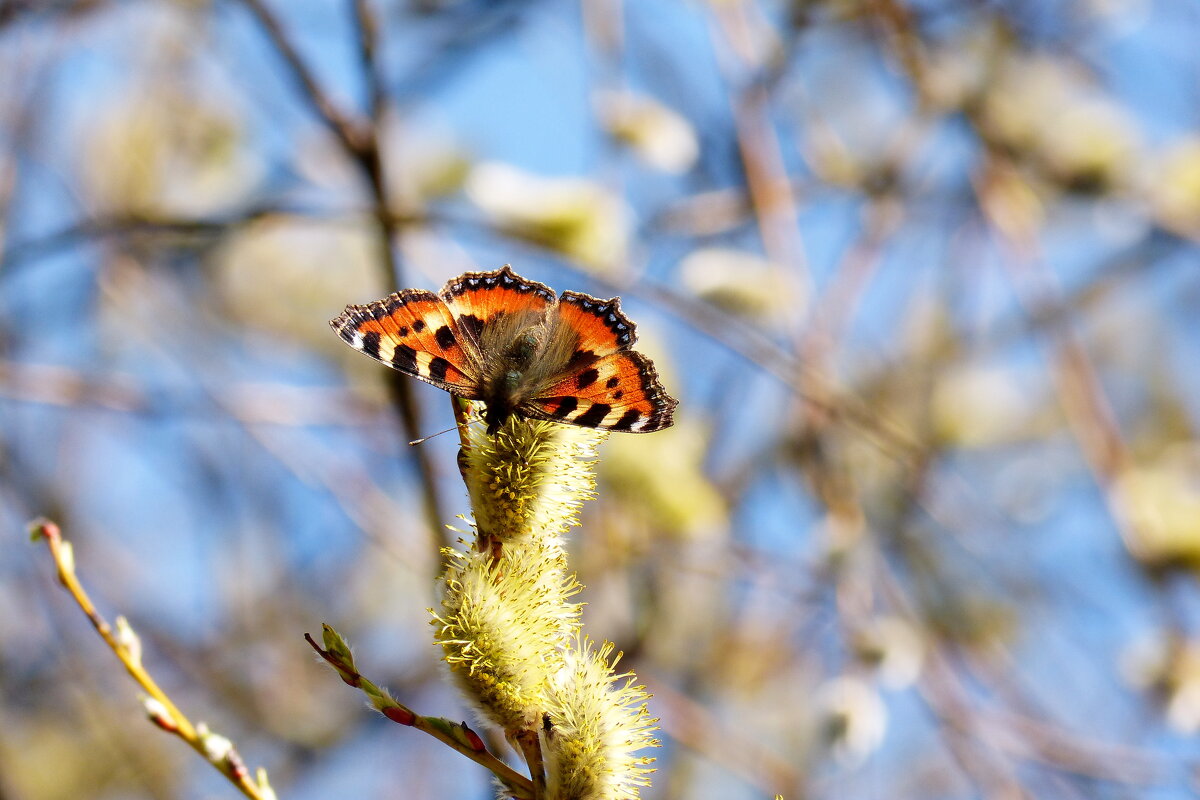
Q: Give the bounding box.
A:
[479,326,551,432]
[331,265,676,434]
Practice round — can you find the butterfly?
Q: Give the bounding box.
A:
[330,265,677,434]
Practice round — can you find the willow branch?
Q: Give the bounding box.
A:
[304,628,535,799]
[30,518,275,800]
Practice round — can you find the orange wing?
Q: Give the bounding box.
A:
[329,289,482,396]
[553,291,637,359]
[525,350,676,432]
[440,265,556,352]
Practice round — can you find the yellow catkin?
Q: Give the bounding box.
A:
[463,414,603,545]
[434,411,600,732]
[433,543,581,732]
[542,638,658,800]
[434,408,659,797]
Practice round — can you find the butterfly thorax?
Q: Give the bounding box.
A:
[481,329,545,433]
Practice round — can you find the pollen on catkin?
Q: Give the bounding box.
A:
[461,411,605,546]
[541,638,659,800]
[433,540,582,732]
[434,410,604,734]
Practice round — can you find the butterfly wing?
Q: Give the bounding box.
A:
[552,290,637,358]
[523,291,676,432]
[524,350,677,432]
[330,289,483,396]
[440,265,556,355]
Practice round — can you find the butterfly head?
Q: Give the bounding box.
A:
[482,382,517,433]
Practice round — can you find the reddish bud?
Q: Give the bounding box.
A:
[383,706,416,726]
[226,750,249,782]
[28,517,60,543]
[142,697,178,733]
[461,722,486,752]
[148,713,178,733]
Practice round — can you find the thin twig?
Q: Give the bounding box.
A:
[304,630,535,799]
[514,728,547,800]
[708,1,813,332]
[349,0,400,278]
[236,0,368,154]
[30,518,274,800]
[346,0,454,563]
[351,0,387,129]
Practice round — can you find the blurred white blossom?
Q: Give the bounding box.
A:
[1145,137,1200,238]
[214,217,379,350]
[466,162,631,271]
[385,121,472,207]
[981,55,1139,192]
[82,87,261,217]
[1121,633,1200,734]
[601,412,728,542]
[1038,98,1139,191]
[932,364,1034,447]
[922,29,995,111]
[595,90,699,174]
[679,248,802,326]
[1114,446,1200,571]
[852,616,924,690]
[814,675,888,766]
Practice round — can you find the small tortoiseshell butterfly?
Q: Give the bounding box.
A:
[330,265,677,434]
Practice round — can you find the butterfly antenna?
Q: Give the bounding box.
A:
[408,425,463,447]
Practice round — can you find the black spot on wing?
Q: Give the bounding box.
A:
[567,349,599,370]
[393,344,417,372]
[576,368,600,390]
[458,314,485,342]
[429,357,450,383]
[361,331,381,360]
[606,376,620,389]
[435,325,456,349]
[611,409,641,431]
[413,319,426,334]
[574,403,611,428]
[550,396,578,419]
